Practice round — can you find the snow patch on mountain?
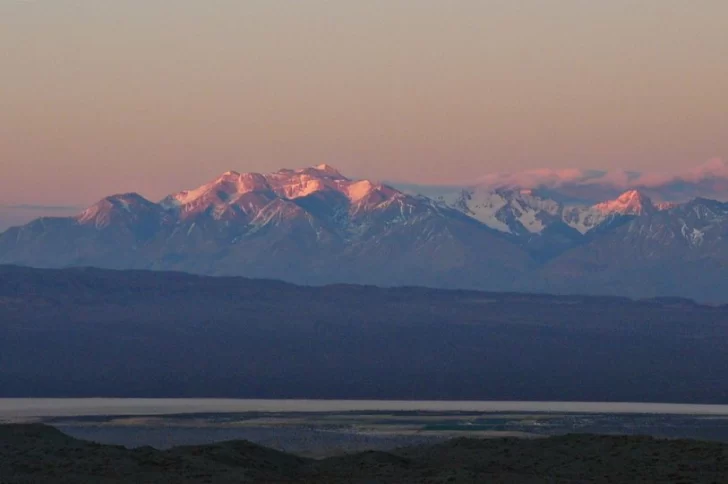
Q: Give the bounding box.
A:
[681,225,704,247]
[561,207,610,234]
[446,188,589,235]
[452,191,512,233]
[444,188,662,235]
[447,188,571,235]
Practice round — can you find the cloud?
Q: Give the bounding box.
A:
[475,168,607,189]
[398,159,728,204]
[473,159,728,191]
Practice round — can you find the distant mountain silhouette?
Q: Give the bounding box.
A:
[1,266,728,402]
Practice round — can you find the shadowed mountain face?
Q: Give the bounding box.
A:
[528,198,728,302]
[2,165,728,301]
[1,266,728,402]
[3,424,728,483]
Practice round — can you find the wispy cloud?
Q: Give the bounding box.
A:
[473,159,728,191]
[397,159,728,203]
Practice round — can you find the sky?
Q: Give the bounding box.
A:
[1,0,728,209]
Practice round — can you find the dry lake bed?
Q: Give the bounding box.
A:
[3,399,728,456]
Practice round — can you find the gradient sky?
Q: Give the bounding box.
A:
[2,0,728,207]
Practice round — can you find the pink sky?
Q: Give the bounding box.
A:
[1,1,727,206]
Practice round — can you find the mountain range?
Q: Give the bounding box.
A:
[2,163,728,302]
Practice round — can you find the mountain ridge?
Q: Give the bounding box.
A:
[1,265,728,402]
[2,164,728,302]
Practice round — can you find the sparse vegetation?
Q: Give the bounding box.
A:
[2,424,728,483]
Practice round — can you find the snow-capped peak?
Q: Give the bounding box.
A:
[594,190,653,215]
[77,193,157,227]
[313,164,343,176]
[560,190,654,233]
[267,167,396,204]
[441,186,660,236]
[159,165,406,222]
[167,171,272,208]
[444,187,563,235]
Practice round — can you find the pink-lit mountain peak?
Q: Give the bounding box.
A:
[80,192,155,214]
[593,189,654,215]
[77,193,159,228]
[312,163,345,177]
[169,171,271,207]
[162,165,399,220]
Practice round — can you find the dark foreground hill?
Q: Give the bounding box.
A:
[1,424,728,483]
[1,266,728,402]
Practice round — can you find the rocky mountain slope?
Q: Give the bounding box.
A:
[1,165,728,300]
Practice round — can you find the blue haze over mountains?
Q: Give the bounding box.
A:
[2,164,728,302]
[1,265,727,401]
